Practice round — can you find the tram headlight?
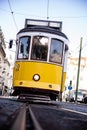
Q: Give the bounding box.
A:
[33,74,40,81]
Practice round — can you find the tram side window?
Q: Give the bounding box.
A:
[31,36,48,61]
[49,39,63,64]
[18,36,31,59]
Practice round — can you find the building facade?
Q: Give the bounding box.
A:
[0,27,12,95]
[66,55,87,91]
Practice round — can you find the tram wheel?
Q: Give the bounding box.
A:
[50,95,56,101]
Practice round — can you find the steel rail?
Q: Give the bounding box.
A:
[29,105,43,130]
[11,104,26,130]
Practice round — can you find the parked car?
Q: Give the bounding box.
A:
[66,90,83,102]
[83,95,87,103]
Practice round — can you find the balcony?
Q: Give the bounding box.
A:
[0,44,6,57]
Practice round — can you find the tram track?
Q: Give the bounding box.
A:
[11,104,43,130]
[11,102,87,130]
[0,97,87,130]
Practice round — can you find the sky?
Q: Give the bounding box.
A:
[0,0,87,60]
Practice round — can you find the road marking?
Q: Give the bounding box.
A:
[61,108,87,116]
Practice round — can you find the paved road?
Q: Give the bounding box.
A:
[0,96,87,130]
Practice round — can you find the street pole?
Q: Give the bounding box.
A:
[75,37,83,102]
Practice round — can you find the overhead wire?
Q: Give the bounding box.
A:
[47,0,49,20]
[0,7,87,19]
[0,7,10,13]
[1,1,87,53]
[69,42,87,57]
[0,7,46,19]
[8,0,18,31]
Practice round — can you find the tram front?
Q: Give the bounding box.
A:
[11,19,69,100]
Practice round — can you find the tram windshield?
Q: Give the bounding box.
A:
[17,35,63,64]
[31,36,48,61]
[18,36,31,59]
[49,39,63,64]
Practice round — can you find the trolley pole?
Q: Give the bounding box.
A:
[75,37,83,102]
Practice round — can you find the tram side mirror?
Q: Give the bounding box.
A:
[20,44,24,53]
[9,40,13,48]
[65,44,68,51]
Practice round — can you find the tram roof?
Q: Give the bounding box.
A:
[17,26,68,40]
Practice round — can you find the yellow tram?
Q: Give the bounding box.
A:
[11,19,69,100]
